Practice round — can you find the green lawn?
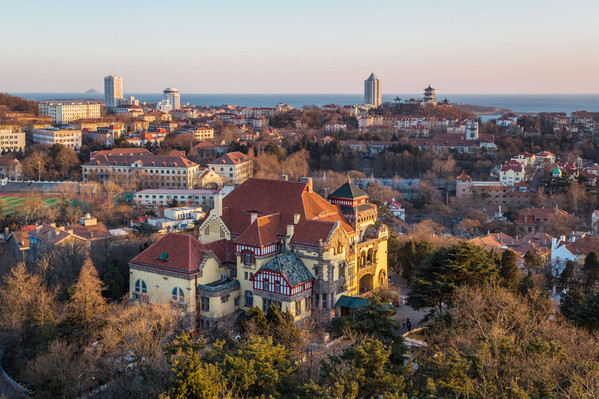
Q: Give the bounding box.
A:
[0,196,60,216]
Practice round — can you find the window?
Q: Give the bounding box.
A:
[245,290,253,306]
[263,278,270,291]
[295,300,302,315]
[315,294,320,308]
[322,294,328,309]
[134,279,147,301]
[242,249,254,265]
[171,287,184,303]
[200,296,209,311]
[305,297,311,311]
[274,280,281,293]
[234,297,240,307]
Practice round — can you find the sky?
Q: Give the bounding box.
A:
[1,0,598,94]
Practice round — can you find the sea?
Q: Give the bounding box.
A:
[10,93,599,116]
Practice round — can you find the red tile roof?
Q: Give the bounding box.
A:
[86,154,198,168]
[212,151,249,166]
[91,148,152,159]
[220,178,356,246]
[130,233,234,274]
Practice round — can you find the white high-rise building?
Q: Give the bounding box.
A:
[104,75,124,109]
[163,88,181,110]
[364,73,382,107]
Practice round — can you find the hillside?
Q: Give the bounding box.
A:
[0,93,41,115]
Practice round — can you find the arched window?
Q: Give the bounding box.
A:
[171,287,185,309]
[134,279,147,301]
[245,290,253,306]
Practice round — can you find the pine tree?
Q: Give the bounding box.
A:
[408,241,497,314]
[69,258,107,335]
[583,252,599,289]
[499,250,519,292]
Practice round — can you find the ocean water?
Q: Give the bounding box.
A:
[10,93,599,114]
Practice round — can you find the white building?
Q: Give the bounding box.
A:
[551,235,599,273]
[147,206,204,232]
[133,188,220,207]
[364,73,382,107]
[163,88,181,110]
[38,101,101,124]
[32,128,82,150]
[208,152,253,184]
[499,160,525,186]
[0,129,25,152]
[465,121,478,140]
[104,75,124,109]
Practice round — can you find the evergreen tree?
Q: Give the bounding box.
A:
[102,260,127,301]
[560,260,575,284]
[350,294,401,342]
[518,271,537,295]
[408,241,497,314]
[499,250,519,292]
[523,251,542,273]
[398,239,435,283]
[68,258,107,337]
[582,251,599,289]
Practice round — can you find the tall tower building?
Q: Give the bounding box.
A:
[423,85,436,105]
[364,73,382,107]
[104,75,123,109]
[163,88,181,110]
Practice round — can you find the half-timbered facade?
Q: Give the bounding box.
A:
[130,177,388,329]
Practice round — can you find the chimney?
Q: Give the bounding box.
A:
[251,213,258,224]
[294,214,300,224]
[560,235,566,242]
[286,224,294,249]
[300,177,313,192]
[214,195,223,217]
[280,174,288,181]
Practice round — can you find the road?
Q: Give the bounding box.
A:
[386,272,429,334]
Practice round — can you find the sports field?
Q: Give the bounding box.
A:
[0,196,60,216]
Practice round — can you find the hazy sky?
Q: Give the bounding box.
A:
[1,0,598,94]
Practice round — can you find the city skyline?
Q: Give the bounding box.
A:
[1,0,599,94]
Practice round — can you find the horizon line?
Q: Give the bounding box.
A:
[8,92,599,96]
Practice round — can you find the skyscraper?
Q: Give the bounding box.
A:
[104,75,123,109]
[163,88,181,110]
[364,73,382,107]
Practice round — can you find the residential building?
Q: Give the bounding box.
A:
[512,152,536,167]
[499,160,524,185]
[82,153,201,188]
[104,74,124,109]
[515,207,582,234]
[364,73,382,107]
[38,101,101,123]
[0,129,25,152]
[147,207,204,232]
[0,158,22,180]
[133,188,220,207]
[208,152,253,184]
[164,88,181,110]
[32,128,82,150]
[182,125,214,141]
[28,215,111,259]
[129,177,389,328]
[6,225,36,261]
[551,235,599,273]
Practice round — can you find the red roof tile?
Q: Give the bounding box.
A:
[130,233,233,274]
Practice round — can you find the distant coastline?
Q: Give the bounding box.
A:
[9,93,599,114]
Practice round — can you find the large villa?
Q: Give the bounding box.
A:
[129,177,389,328]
